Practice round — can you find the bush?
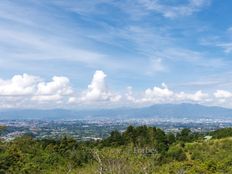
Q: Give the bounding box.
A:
[167,145,186,161]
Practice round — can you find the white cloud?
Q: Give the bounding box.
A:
[145,83,173,98]
[139,0,210,18]
[136,83,173,104]
[0,72,232,108]
[32,95,62,102]
[212,90,232,107]
[0,27,108,65]
[112,25,224,70]
[36,76,72,95]
[175,90,208,102]
[200,27,232,54]
[217,43,232,53]
[214,90,232,98]
[68,97,78,104]
[0,74,39,96]
[131,83,209,104]
[59,0,210,19]
[0,74,74,107]
[125,86,136,102]
[32,76,73,102]
[81,70,121,103]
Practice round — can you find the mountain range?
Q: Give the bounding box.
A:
[0,103,232,120]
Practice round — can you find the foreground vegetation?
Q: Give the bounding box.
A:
[1,126,232,173]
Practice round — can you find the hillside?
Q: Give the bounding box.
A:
[1,126,232,173]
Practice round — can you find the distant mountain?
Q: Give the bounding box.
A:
[1,103,232,120]
[0,109,77,120]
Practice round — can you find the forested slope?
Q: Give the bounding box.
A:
[1,126,232,174]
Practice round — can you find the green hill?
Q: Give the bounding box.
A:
[1,126,232,173]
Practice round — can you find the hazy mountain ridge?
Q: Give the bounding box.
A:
[1,103,232,120]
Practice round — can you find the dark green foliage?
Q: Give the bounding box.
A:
[103,130,125,146]
[176,128,202,142]
[167,132,176,145]
[210,127,232,139]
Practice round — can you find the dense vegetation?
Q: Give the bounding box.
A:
[1,126,232,173]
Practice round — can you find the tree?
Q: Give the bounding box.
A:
[176,128,193,142]
[167,132,176,145]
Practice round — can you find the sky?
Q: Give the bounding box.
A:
[1,0,232,109]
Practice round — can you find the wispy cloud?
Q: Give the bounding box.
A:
[201,38,232,53]
[200,27,232,53]
[138,0,211,18]
[61,0,210,19]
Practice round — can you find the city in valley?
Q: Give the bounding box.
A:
[1,118,232,141]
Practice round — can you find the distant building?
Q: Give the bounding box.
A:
[204,136,212,141]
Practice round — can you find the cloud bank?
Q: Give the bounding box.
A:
[0,70,232,108]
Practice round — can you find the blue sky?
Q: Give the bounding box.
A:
[1,0,232,108]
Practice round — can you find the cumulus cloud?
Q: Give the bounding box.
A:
[132,83,209,104]
[213,90,232,106]
[68,97,78,104]
[81,70,121,103]
[145,83,173,98]
[175,90,208,102]
[140,83,173,103]
[32,76,73,102]
[0,74,39,96]
[0,71,232,108]
[0,74,74,107]
[214,90,232,98]
[125,86,136,102]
